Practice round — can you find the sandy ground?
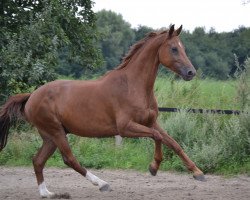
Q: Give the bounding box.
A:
[0,167,249,200]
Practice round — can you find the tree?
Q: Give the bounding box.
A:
[94,10,250,80]
[0,0,101,101]
[133,25,154,42]
[96,10,135,71]
[228,27,250,75]
[180,27,232,79]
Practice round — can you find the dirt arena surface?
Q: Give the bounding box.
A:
[0,167,249,200]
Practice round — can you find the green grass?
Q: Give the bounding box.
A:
[155,77,238,110]
[0,77,249,176]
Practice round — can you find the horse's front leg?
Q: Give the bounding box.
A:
[149,140,163,176]
[118,120,164,175]
[118,120,163,140]
[155,123,205,181]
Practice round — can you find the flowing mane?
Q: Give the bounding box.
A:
[116,30,168,70]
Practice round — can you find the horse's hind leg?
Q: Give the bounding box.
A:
[32,131,57,198]
[149,140,163,176]
[51,131,111,192]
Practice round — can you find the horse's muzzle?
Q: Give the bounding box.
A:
[180,67,196,81]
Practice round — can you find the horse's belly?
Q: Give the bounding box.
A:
[61,111,117,137]
[73,122,117,137]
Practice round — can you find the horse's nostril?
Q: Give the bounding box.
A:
[187,70,194,76]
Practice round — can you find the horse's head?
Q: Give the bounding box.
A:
[158,25,196,81]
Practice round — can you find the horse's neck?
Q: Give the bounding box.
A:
[124,40,161,95]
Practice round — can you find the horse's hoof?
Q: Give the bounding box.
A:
[149,165,157,176]
[99,183,111,192]
[41,192,55,199]
[193,174,206,182]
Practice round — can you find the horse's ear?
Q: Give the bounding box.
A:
[176,25,183,36]
[168,24,175,38]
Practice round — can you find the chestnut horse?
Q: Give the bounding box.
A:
[0,25,204,198]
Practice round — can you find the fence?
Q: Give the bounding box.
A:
[115,106,246,145]
[158,107,243,115]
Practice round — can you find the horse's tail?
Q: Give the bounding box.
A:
[0,93,31,151]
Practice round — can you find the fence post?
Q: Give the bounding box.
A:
[115,135,123,146]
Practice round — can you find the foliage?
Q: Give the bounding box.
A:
[91,13,250,80]
[234,57,250,109]
[133,25,154,42]
[0,0,101,101]
[159,111,249,173]
[172,26,250,79]
[95,10,135,71]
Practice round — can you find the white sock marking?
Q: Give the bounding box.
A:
[86,171,109,189]
[38,182,54,198]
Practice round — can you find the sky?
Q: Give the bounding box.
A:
[93,0,250,32]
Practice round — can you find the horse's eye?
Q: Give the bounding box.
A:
[171,47,178,54]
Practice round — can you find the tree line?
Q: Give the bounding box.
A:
[1,1,250,102]
[58,9,250,80]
